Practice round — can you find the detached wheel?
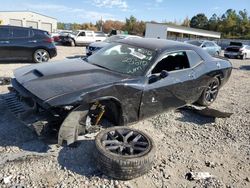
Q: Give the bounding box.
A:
[94,127,156,180]
[197,77,220,106]
[33,49,50,63]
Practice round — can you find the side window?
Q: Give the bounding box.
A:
[203,42,210,47]
[0,28,11,39]
[151,51,190,74]
[186,50,203,67]
[86,33,94,37]
[12,28,29,38]
[78,32,86,37]
[209,42,215,46]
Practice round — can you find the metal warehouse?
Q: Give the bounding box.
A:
[0,11,57,33]
[145,22,221,39]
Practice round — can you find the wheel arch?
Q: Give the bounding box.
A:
[88,96,124,126]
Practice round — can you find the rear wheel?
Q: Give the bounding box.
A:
[70,39,75,47]
[197,77,220,106]
[241,53,247,60]
[33,49,50,63]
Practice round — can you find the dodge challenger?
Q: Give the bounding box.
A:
[3,38,232,145]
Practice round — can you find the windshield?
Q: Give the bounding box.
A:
[186,41,202,46]
[86,43,156,76]
[229,42,243,46]
[104,35,127,43]
[71,31,79,36]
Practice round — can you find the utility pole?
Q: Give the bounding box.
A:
[100,16,103,32]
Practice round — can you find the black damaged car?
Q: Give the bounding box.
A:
[4,38,232,145]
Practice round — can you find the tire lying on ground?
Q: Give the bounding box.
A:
[94,126,156,180]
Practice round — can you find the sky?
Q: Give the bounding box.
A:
[0,0,250,23]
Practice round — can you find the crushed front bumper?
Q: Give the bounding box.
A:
[2,88,58,136]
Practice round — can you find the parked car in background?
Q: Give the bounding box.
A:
[224,42,250,59]
[59,30,106,46]
[0,25,57,63]
[86,34,141,56]
[185,40,221,56]
[6,38,232,146]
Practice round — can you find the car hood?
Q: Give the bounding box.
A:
[89,41,109,48]
[14,58,128,102]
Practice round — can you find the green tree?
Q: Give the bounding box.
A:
[190,13,208,29]
[208,14,219,31]
[123,15,137,33]
[57,22,65,30]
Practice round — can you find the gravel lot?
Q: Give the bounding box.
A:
[0,45,249,188]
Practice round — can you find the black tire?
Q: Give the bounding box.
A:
[197,77,220,106]
[241,54,247,60]
[94,127,156,180]
[70,39,75,47]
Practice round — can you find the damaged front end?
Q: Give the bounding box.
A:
[3,79,115,146]
[3,79,64,138]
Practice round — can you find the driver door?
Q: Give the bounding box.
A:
[139,51,197,119]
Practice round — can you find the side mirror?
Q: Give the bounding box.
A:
[160,70,168,78]
[148,70,168,84]
[148,74,159,84]
[202,45,206,48]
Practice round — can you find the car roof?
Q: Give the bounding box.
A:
[118,38,214,61]
[0,25,48,33]
[118,38,195,51]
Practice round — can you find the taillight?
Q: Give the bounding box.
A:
[45,37,54,43]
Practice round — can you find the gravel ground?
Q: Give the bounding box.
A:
[0,46,249,188]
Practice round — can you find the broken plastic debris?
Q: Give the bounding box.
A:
[180,106,233,118]
[0,77,11,86]
[185,172,214,181]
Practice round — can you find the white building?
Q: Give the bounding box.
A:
[145,22,221,39]
[0,11,57,33]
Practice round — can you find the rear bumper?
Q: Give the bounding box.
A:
[224,51,242,57]
[48,47,57,58]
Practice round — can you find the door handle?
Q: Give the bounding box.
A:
[28,40,37,43]
[188,72,195,78]
[0,41,9,44]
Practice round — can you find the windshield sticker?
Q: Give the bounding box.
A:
[130,51,146,60]
[127,66,143,74]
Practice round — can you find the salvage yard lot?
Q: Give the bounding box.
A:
[0,46,249,187]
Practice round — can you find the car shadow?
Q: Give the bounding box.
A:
[57,139,102,177]
[0,96,50,153]
[240,65,250,71]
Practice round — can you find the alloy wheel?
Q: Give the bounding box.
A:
[205,80,219,103]
[34,49,49,63]
[101,128,150,156]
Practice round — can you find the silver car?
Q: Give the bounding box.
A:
[86,34,141,56]
[185,40,221,56]
[224,42,250,60]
